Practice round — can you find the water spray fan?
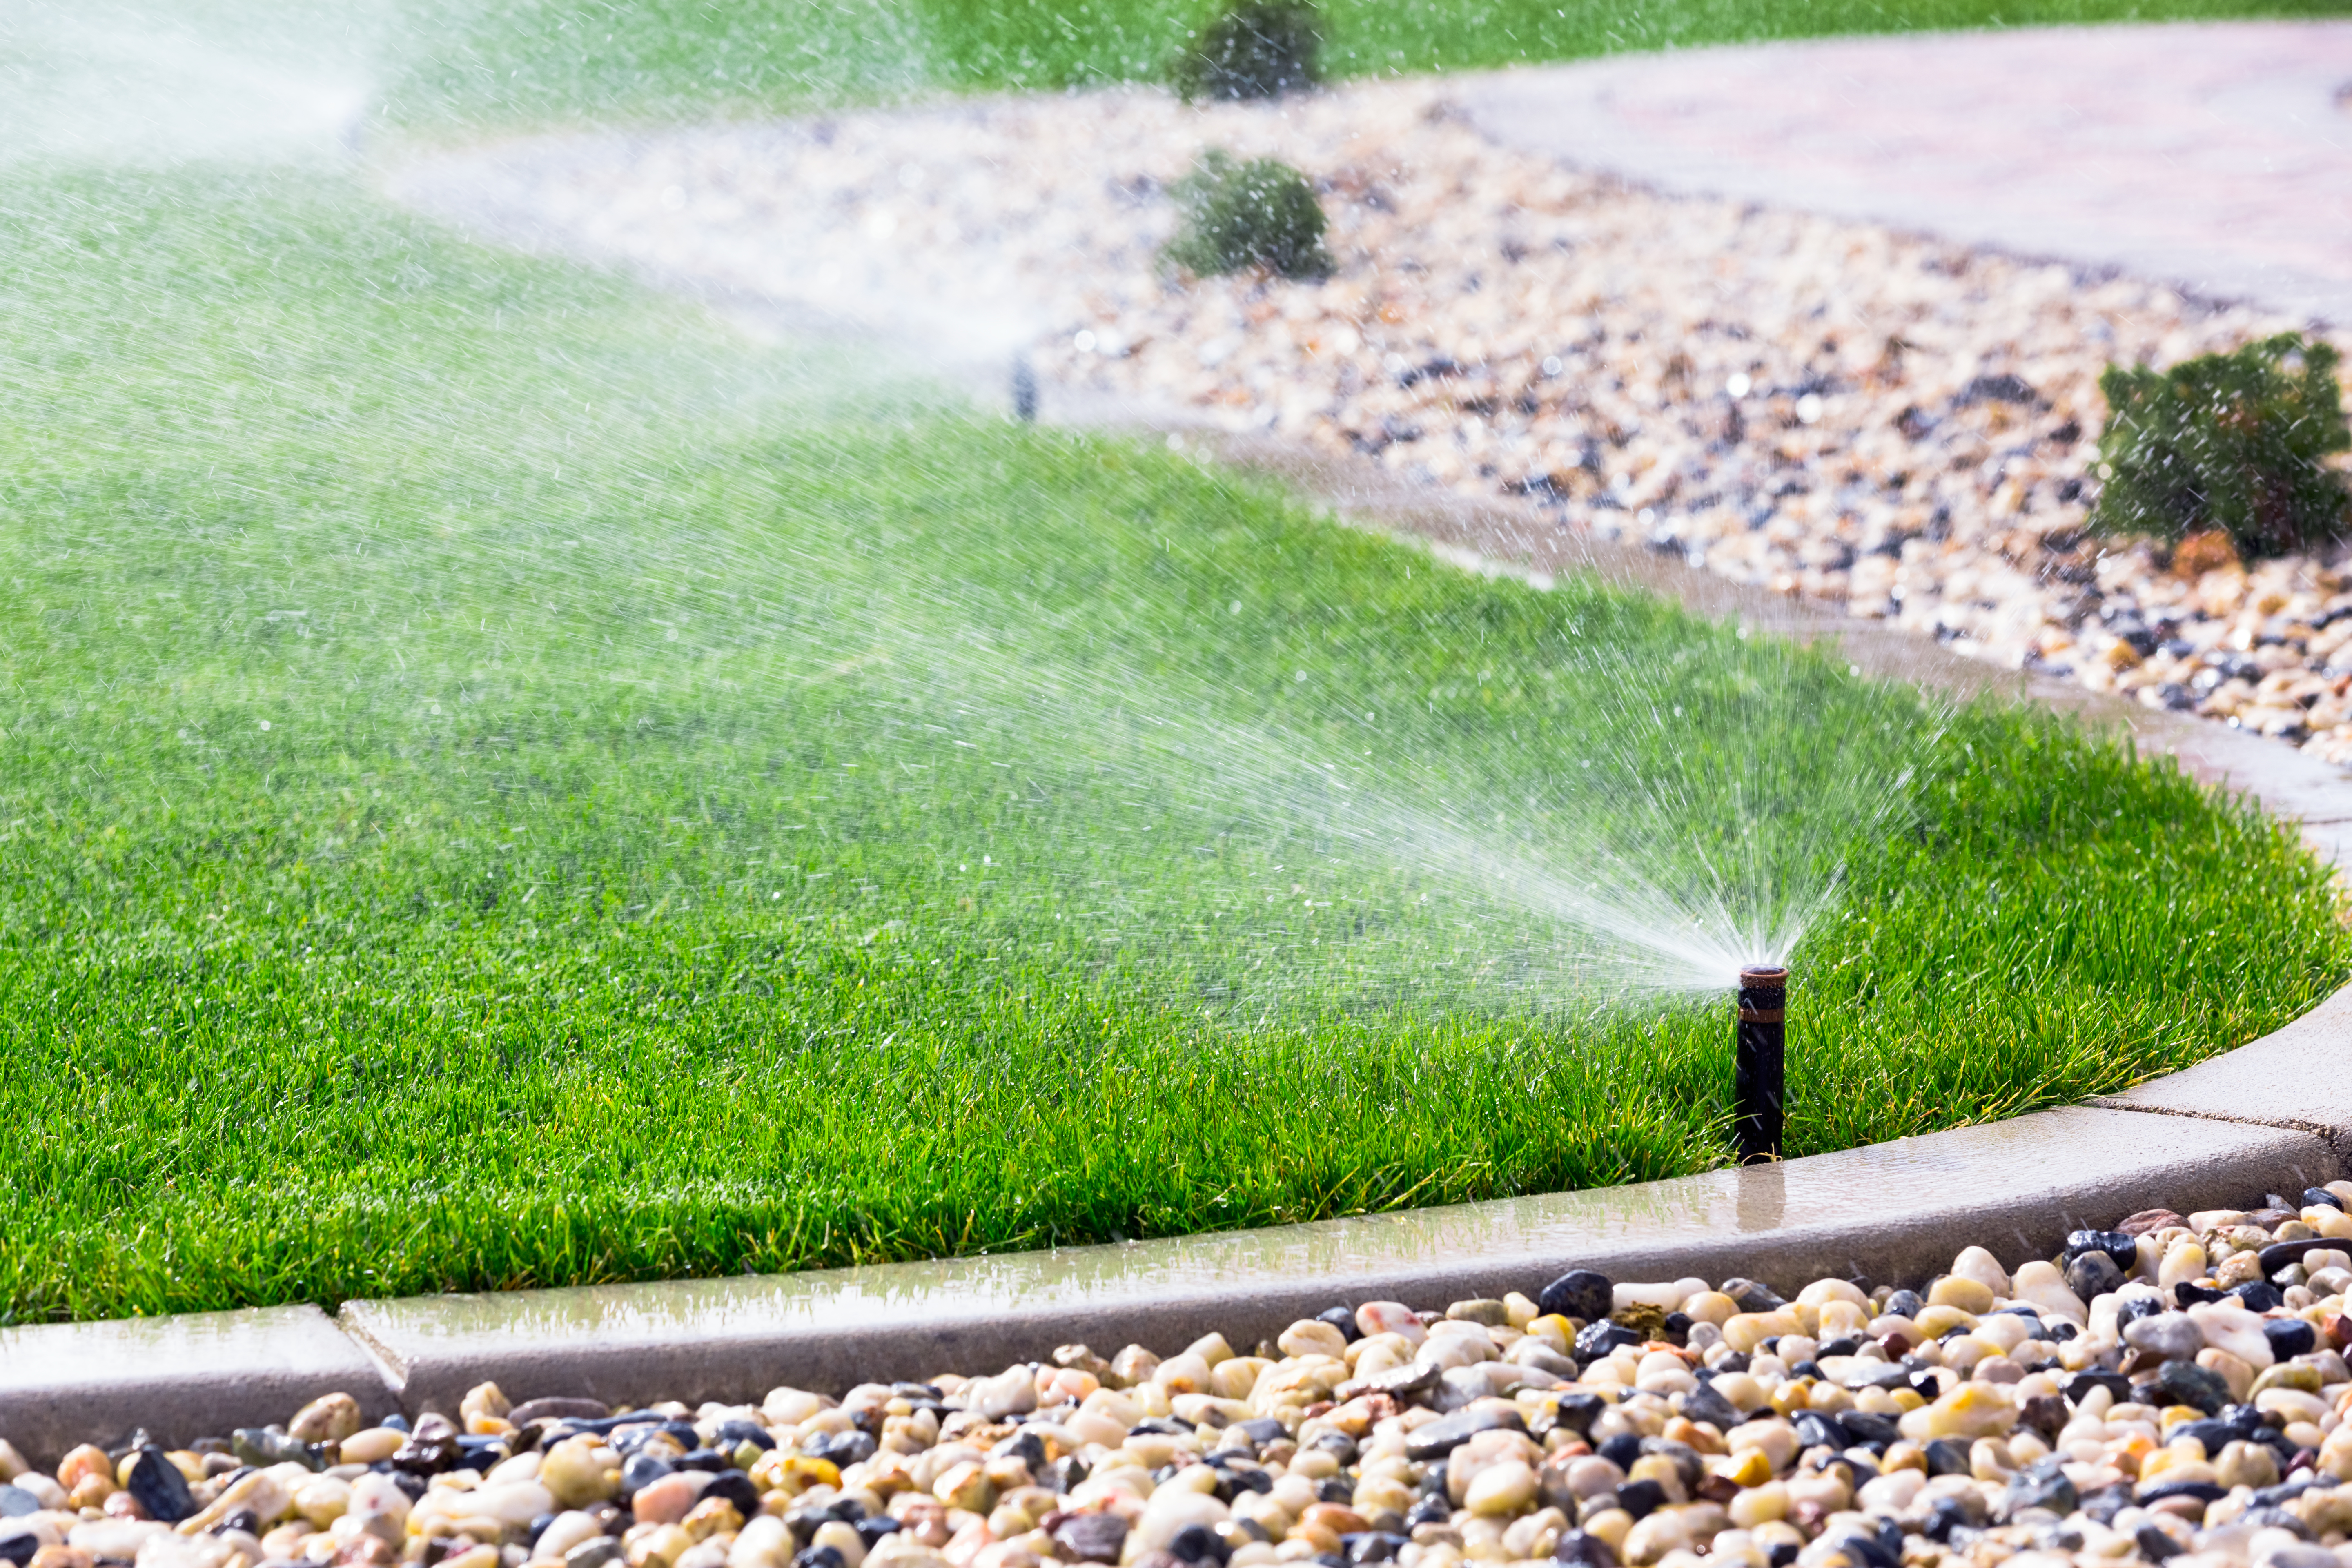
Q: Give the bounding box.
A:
[1734,964,1786,1163]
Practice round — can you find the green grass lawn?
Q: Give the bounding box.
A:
[1,164,2343,1324]
[0,0,2347,1324]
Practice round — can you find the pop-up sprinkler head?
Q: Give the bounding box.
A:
[1735,964,1787,1164]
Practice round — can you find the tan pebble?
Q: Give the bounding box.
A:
[1925,1276,1995,1316]
[1464,1462,1537,1517]
[289,1393,366,1446]
[1278,1320,1349,1359]
[1108,1346,1161,1386]
[335,1430,406,1467]
[626,1525,694,1568]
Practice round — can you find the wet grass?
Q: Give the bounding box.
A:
[391,0,2352,130]
[0,165,2345,1323]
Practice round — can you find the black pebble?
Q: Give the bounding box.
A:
[2267,1319,2319,1359]
[1719,1278,1787,1314]
[2065,1252,2125,1302]
[618,1454,673,1499]
[2153,1360,2232,1416]
[1924,1439,1971,1478]
[1573,1320,1642,1359]
[127,1449,197,1524]
[2064,1229,2139,1269]
[703,1472,761,1519]
[1403,1497,1450,1530]
[1679,1383,1741,1432]
[1039,1456,1091,1494]
[2065,1371,2133,1406]
[1792,1412,1846,1452]
[990,1431,1047,1469]
[1166,1523,1229,1566]
[1596,1434,1643,1471]
[1841,1412,1902,1450]
[1538,1269,1614,1324]
[713,1421,775,1453]
[2307,1188,2345,1212]
[1882,1290,1923,1320]
[2232,1281,2287,1314]
[1550,1393,1604,1438]
[1613,1479,1666,1521]
[1551,1530,1617,1568]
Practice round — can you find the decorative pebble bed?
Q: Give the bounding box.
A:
[21,1185,2352,1568]
[405,80,2352,764]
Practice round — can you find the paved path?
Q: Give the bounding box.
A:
[1467,21,2352,325]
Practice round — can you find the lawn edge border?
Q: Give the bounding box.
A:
[1,1098,2340,1464]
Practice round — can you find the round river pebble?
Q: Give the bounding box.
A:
[401,78,2352,764]
[20,1184,2352,1568]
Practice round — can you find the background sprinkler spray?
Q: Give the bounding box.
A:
[1735,964,1787,1163]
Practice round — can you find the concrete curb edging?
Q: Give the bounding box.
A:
[2,1087,2347,1465]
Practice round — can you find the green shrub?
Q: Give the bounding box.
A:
[1170,1,1321,101]
[1164,149,1332,280]
[2091,332,2352,559]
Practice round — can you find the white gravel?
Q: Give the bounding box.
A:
[392,78,2352,764]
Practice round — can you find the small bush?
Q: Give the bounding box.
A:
[1163,149,1332,280]
[2091,332,2352,559]
[1170,1,1321,102]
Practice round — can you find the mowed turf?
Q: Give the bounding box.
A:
[0,165,2344,1324]
[390,0,2352,129]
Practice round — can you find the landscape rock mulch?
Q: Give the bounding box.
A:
[17,1183,2352,1568]
[394,80,2352,764]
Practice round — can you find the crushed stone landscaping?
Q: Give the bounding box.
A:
[18,1184,2352,1568]
[393,72,2352,766]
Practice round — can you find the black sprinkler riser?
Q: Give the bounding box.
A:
[1735,964,1787,1164]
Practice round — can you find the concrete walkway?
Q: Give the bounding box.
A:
[1466,22,2352,325]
